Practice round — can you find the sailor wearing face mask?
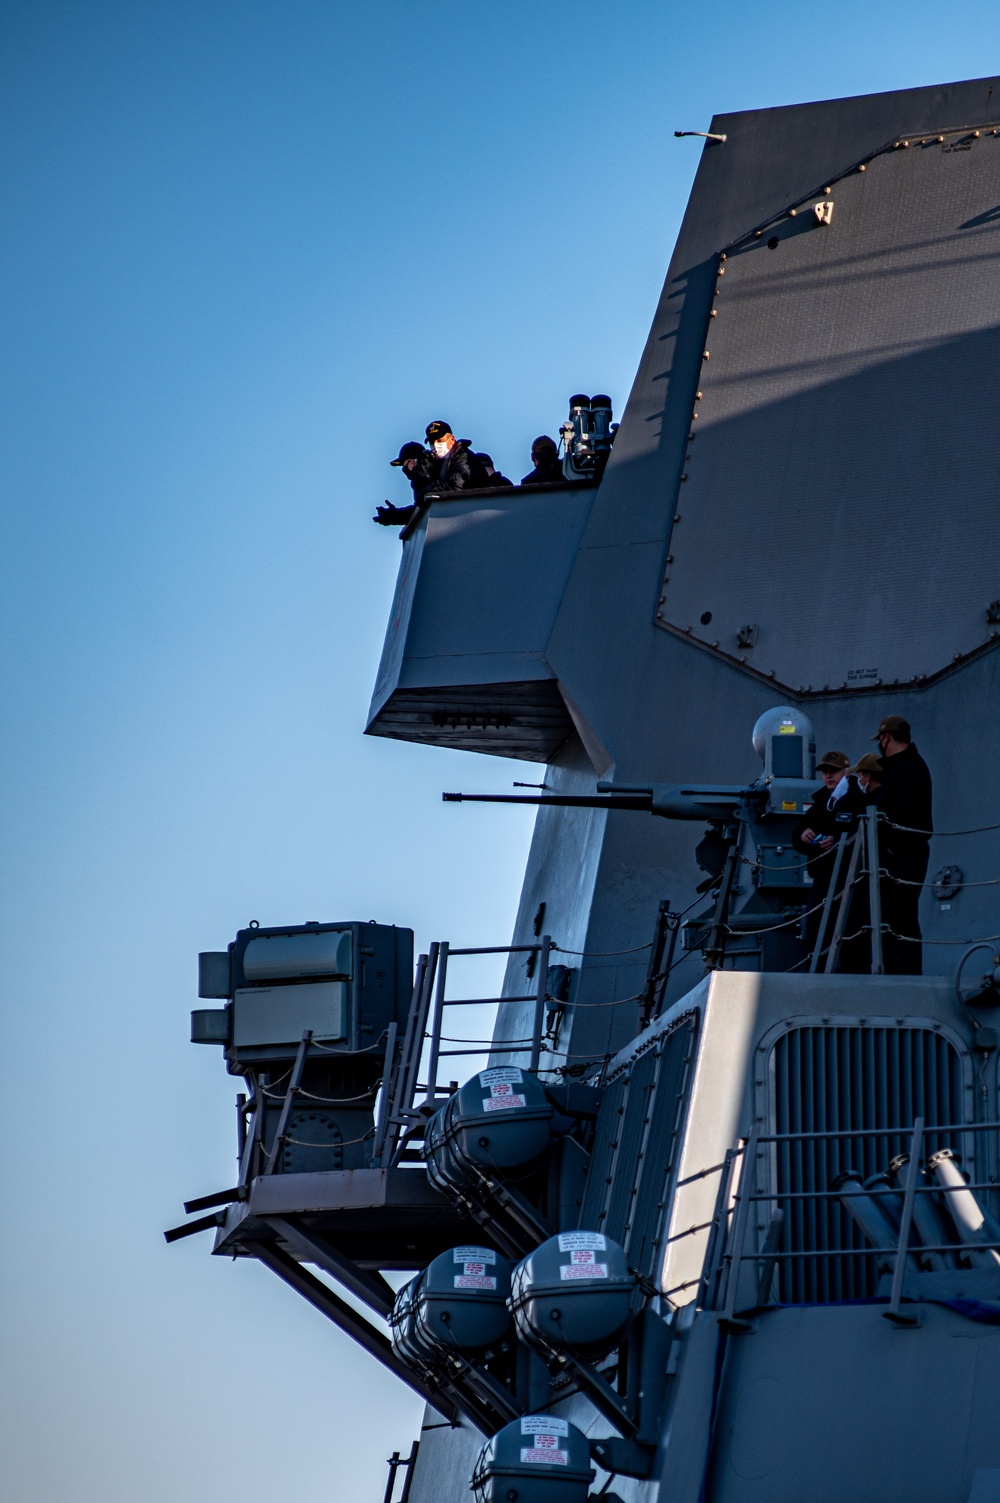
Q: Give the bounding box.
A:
[425,420,491,491]
[373,441,440,526]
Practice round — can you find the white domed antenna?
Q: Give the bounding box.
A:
[752,705,816,781]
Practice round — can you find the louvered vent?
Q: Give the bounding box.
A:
[767,1024,968,1302]
[581,1013,697,1278]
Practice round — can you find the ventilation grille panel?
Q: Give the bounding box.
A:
[768,1024,968,1302]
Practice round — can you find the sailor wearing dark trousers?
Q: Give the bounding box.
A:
[871,715,933,975]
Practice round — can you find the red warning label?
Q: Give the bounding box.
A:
[483,1081,526,1111]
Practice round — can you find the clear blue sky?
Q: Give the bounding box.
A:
[3,4,999,1499]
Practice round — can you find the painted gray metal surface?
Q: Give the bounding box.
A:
[394,76,1000,1503]
[658,126,1000,691]
[707,1303,1000,1503]
[367,485,596,760]
[369,75,1000,1019]
[512,76,1000,1034]
[404,966,999,1502]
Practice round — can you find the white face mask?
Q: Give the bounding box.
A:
[432,439,451,458]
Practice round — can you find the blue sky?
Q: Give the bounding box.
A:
[3,4,1000,1500]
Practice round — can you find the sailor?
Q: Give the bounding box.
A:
[475,452,514,487]
[853,751,884,797]
[425,420,491,491]
[520,435,563,486]
[870,715,933,975]
[792,751,862,952]
[373,441,438,526]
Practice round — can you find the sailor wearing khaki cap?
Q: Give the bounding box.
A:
[792,751,853,853]
[851,752,885,791]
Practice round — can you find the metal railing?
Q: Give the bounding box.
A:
[806,809,880,974]
[699,1119,1000,1324]
[372,937,553,1166]
[382,1441,419,1503]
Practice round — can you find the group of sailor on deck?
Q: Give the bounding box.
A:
[792,714,933,974]
[373,419,563,527]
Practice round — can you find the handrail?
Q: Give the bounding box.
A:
[698,1117,1000,1314]
[748,1181,1000,1200]
[719,1128,758,1323]
[886,1118,923,1321]
[380,936,559,1160]
[756,1119,1000,1142]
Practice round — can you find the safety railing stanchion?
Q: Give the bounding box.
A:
[885,1116,923,1324]
[397,945,437,1118]
[238,1085,262,1187]
[720,1130,757,1325]
[704,825,742,969]
[390,953,426,1130]
[529,936,552,1072]
[423,942,450,1104]
[824,829,864,974]
[370,1020,398,1167]
[699,1148,738,1309]
[866,806,884,974]
[382,1451,401,1503]
[399,1439,419,1503]
[264,1030,313,1176]
[809,833,847,973]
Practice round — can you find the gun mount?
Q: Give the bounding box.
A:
[445,707,828,971]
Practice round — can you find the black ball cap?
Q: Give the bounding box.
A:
[425,420,453,442]
[391,441,426,466]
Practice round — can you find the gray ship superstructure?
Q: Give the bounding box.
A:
[171,76,1000,1503]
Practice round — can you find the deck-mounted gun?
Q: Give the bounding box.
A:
[444,707,821,969]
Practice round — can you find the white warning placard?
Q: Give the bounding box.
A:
[557,1231,606,1252]
[520,1416,568,1436]
[479,1067,523,1086]
[453,1247,496,1263]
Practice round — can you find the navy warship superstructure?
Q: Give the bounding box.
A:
[171,76,1000,1503]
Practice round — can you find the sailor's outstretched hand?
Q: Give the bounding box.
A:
[373,502,416,526]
